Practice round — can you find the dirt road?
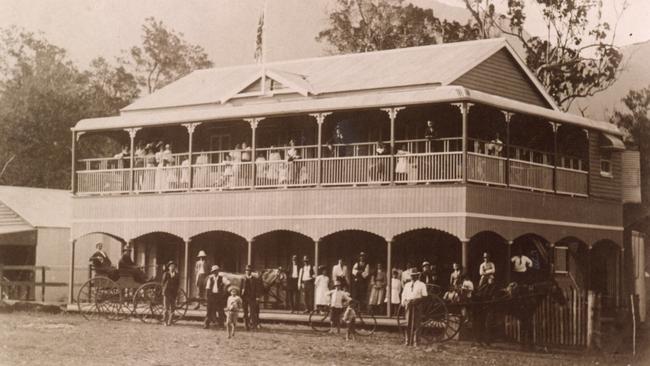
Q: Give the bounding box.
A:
[0,312,639,366]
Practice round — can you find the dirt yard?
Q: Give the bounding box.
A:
[0,312,642,366]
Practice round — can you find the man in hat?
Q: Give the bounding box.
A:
[286,254,300,312]
[194,250,209,309]
[351,252,370,310]
[161,260,180,326]
[118,243,147,283]
[326,279,351,333]
[241,264,261,330]
[401,268,428,346]
[420,261,436,286]
[479,252,496,288]
[204,265,229,329]
[298,256,315,313]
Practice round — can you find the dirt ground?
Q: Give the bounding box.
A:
[0,312,643,366]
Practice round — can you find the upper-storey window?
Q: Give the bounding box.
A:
[600,150,613,177]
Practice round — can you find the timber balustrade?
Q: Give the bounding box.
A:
[75,137,588,196]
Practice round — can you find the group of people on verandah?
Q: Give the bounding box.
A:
[89,241,542,343]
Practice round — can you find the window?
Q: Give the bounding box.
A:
[600,151,612,177]
[553,246,568,274]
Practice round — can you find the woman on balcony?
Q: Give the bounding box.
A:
[266,146,282,183]
[395,145,409,181]
[368,141,390,182]
[229,144,242,187]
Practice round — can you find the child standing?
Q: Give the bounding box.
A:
[314,265,330,312]
[225,287,243,339]
[342,299,358,340]
[161,261,180,326]
[326,280,351,333]
[387,269,402,317]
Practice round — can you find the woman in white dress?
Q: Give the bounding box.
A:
[395,145,409,180]
[314,266,330,312]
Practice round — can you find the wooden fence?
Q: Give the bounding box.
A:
[0,265,69,302]
[504,288,588,347]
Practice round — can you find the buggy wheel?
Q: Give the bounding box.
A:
[133,282,163,323]
[170,288,189,324]
[417,295,449,345]
[309,308,331,333]
[76,276,122,320]
[355,311,377,336]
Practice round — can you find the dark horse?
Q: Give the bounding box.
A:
[471,278,567,349]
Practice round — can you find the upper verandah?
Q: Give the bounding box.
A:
[72,38,620,136]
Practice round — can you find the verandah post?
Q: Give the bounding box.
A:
[182,123,200,191]
[552,122,559,193]
[386,239,392,317]
[503,111,512,186]
[460,103,471,183]
[310,113,330,187]
[68,239,76,304]
[461,239,469,270]
[244,118,263,188]
[183,238,190,293]
[125,128,140,193]
[247,239,253,266]
[380,107,404,185]
[71,131,77,194]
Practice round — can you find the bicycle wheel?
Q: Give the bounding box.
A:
[309,308,332,333]
[395,303,406,333]
[171,288,189,324]
[355,311,377,336]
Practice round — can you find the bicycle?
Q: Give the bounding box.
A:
[309,305,377,336]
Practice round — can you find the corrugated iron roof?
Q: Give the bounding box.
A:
[123,38,516,112]
[0,186,70,228]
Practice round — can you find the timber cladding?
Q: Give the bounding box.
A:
[451,49,551,108]
[588,133,622,201]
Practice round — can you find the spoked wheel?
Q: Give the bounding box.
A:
[132,282,163,323]
[77,276,122,320]
[396,303,407,334]
[309,308,332,333]
[170,288,189,324]
[417,295,449,345]
[355,311,377,336]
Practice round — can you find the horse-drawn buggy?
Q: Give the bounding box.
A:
[396,278,567,347]
[76,265,189,323]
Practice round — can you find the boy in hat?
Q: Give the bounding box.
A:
[343,299,359,341]
[401,267,428,346]
[326,280,351,334]
[225,287,243,339]
[194,250,209,309]
[162,260,180,326]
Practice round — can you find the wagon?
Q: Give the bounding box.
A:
[76,266,188,323]
[395,281,563,346]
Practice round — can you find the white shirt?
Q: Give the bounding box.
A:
[299,265,314,282]
[290,263,299,279]
[205,273,231,293]
[401,280,428,305]
[332,264,347,280]
[479,261,496,277]
[327,289,351,308]
[511,255,533,273]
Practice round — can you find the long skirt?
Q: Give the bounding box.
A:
[368,286,385,306]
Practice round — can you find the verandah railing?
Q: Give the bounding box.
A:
[75,138,588,196]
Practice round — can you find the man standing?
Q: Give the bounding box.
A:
[287,255,300,313]
[194,250,209,309]
[204,265,229,329]
[479,252,496,288]
[401,268,428,347]
[420,261,436,286]
[510,249,533,285]
[331,258,350,290]
[242,264,261,330]
[298,256,315,313]
[351,252,370,308]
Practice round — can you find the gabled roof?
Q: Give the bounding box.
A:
[122,38,559,113]
[0,186,71,229]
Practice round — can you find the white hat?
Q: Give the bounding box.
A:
[197,250,207,258]
[211,265,220,273]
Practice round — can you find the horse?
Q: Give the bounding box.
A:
[471,277,567,348]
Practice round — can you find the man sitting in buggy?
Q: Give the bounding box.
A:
[118,244,148,283]
[89,242,119,281]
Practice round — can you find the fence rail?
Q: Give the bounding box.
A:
[509,159,554,192]
[0,265,69,302]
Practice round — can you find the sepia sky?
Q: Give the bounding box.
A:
[0,0,648,70]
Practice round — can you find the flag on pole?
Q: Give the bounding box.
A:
[254,8,265,63]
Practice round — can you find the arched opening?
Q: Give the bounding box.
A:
[392,228,461,286]
[555,236,589,293]
[590,240,621,314]
[252,230,314,270]
[130,232,185,281]
[190,231,247,273]
[468,231,509,286]
[511,233,553,282]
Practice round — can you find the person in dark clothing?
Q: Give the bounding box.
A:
[161,261,180,326]
[351,252,370,310]
[286,255,300,312]
[89,242,119,281]
[204,265,229,329]
[420,261,437,286]
[118,244,147,283]
[474,276,497,346]
[424,120,436,152]
[242,265,261,330]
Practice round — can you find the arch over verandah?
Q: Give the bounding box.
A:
[190,231,247,273]
[318,229,387,272]
[468,231,509,286]
[130,231,185,280]
[251,230,314,270]
[511,233,552,282]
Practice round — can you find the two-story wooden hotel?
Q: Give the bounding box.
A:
[69,39,626,346]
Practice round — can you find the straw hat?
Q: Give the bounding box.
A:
[210,265,220,273]
[197,250,207,258]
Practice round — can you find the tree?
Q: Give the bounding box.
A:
[317,0,479,53]
[122,17,213,94]
[461,0,627,111]
[611,86,650,209]
[0,28,137,189]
